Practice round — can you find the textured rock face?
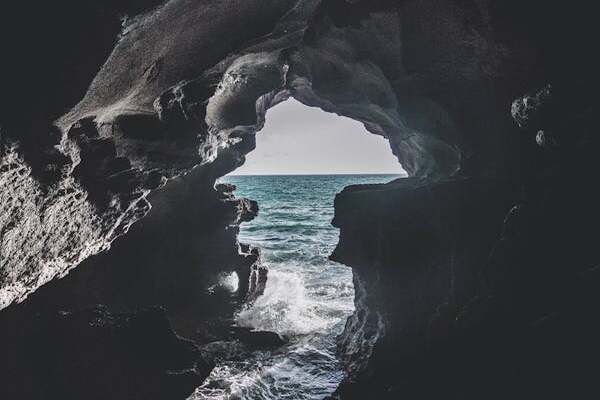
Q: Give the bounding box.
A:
[332,178,518,396]
[1,0,557,308]
[331,82,599,398]
[1,149,260,335]
[1,0,599,398]
[0,144,151,309]
[0,150,259,399]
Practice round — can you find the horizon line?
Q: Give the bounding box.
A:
[225,172,407,177]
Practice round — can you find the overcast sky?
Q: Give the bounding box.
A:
[229,99,405,175]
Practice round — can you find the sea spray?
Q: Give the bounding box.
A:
[236,268,329,336]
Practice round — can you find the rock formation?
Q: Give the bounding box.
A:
[331,82,600,398]
[1,0,599,399]
[0,305,210,400]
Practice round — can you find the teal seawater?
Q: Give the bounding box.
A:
[193,174,402,400]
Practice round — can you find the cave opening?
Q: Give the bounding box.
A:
[198,99,405,399]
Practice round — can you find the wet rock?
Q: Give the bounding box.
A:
[229,326,287,349]
[246,264,268,302]
[238,198,259,222]
[215,182,236,195]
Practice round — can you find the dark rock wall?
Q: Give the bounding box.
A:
[332,178,519,397]
[0,305,209,400]
[331,80,600,399]
[326,2,600,398]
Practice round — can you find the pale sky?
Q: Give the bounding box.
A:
[230,99,405,175]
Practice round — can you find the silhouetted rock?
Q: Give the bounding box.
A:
[0,305,209,400]
[238,198,260,222]
[246,264,269,303]
[331,79,600,398]
[230,326,287,349]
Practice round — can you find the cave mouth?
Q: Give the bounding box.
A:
[195,99,405,399]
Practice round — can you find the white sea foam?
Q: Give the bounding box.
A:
[235,267,330,336]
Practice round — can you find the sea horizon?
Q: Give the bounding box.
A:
[226,172,406,177]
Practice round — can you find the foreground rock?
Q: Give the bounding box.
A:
[229,326,287,349]
[0,306,210,400]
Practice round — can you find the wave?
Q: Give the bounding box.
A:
[235,268,330,336]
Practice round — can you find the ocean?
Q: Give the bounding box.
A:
[193,174,402,400]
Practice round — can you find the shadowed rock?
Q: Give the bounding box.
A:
[0,305,210,400]
[230,326,287,349]
[330,79,600,399]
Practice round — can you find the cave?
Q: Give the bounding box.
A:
[1,1,599,400]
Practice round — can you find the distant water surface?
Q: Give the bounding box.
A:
[193,174,402,400]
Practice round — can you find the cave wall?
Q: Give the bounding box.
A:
[1,0,554,308]
[331,90,600,398]
[0,143,260,399]
[0,0,301,309]
[330,45,599,400]
[1,0,599,399]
